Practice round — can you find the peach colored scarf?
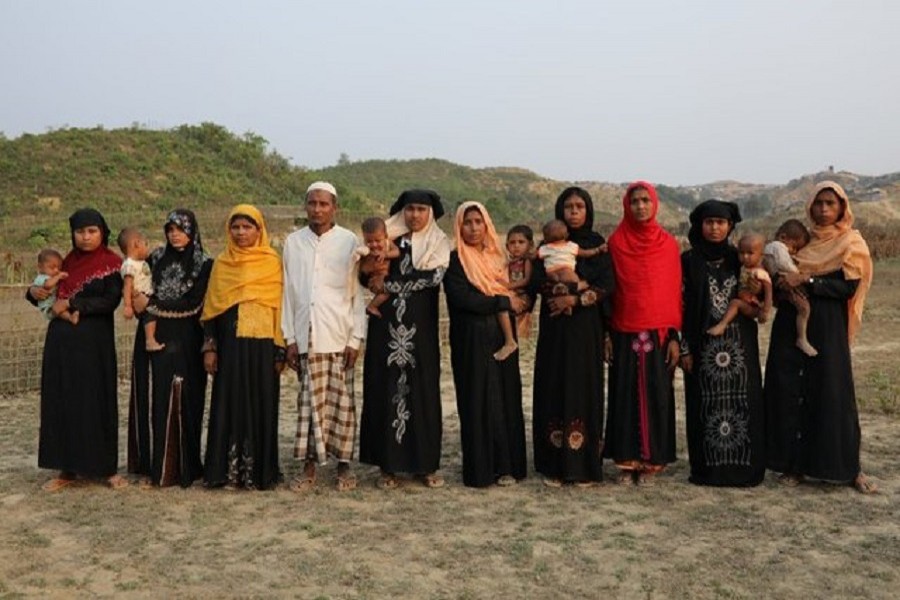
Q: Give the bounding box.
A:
[795,181,872,343]
[454,201,511,297]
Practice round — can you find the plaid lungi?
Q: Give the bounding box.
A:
[295,353,356,463]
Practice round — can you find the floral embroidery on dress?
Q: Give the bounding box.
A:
[699,271,751,467]
[387,323,417,368]
[567,419,585,451]
[383,248,446,446]
[391,372,411,444]
[547,421,564,449]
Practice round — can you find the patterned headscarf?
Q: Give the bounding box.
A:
[150,209,209,301]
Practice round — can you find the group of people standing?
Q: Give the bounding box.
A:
[28,178,876,494]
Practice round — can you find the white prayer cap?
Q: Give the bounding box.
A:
[306,181,337,200]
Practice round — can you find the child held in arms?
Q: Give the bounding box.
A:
[118,227,165,352]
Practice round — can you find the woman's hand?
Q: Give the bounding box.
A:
[30,286,51,301]
[547,294,576,317]
[681,353,694,374]
[51,298,70,317]
[604,336,613,364]
[509,295,527,314]
[203,350,217,374]
[666,339,680,373]
[132,292,149,314]
[778,272,807,290]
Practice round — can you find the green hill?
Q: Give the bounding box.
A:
[2,123,899,281]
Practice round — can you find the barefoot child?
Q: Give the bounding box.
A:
[707,232,772,336]
[33,249,79,324]
[357,217,401,318]
[505,225,534,338]
[537,219,606,315]
[117,227,164,351]
[763,219,817,356]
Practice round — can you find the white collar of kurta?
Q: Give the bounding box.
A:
[384,210,450,271]
[301,224,338,241]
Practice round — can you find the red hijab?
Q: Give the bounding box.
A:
[57,208,122,300]
[607,181,682,338]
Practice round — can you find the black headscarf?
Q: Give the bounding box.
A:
[554,186,608,283]
[150,209,208,301]
[683,199,743,351]
[389,189,445,219]
[687,199,741,261]
[69,207,111,247]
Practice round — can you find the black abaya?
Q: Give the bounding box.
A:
[203,305,281,490]
[359,243,444,475]
[444,252,526,487]
[765,269,861,482]
[681,250,765,487]
[38,272,122,477]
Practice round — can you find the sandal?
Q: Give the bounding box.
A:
[421,473,445,489]
[777,473,803,487]
[573,480,598,488]
[376,472,399,490]
[290,461,317,492]
[616,471,635,486]
[43,473,77,492]
[853,473,878,495]
[637,472,657,487]
[107,474,129,489]
[335,464,357,492]
[496,475,516,487]
[542,477,562,488]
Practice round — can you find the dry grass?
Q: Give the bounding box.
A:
[1,264,899,598]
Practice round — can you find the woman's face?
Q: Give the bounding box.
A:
[701,217,731,243]
[810,189,843,227]
[562,194,587,230]
[166,224,191,251]
[229,217,260,248]
[73,225,103,252]
[629,187,653,223]
[403,203,431,232]
[460,208,486,248]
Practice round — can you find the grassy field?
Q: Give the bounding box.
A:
[1,263,898,598]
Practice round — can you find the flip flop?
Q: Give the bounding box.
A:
[496,475,516,487]
[43,477,77,492]
[616,471,635,486]
[542,477,562,488]
[421,473,445,489]
[107,475,129,489]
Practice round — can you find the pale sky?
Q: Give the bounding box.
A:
[2,0,898,185]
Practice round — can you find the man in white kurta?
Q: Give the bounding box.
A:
[282,181,367,491]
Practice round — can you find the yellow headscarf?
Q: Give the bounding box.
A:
[795,181,873,343]
[454,201,512,298]
[201,204,284,346]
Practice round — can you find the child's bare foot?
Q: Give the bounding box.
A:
[493,341,518,361]
[706,323,726,337]
[796,338,818,357]
[366,305,382,318]
[145,339,166,352]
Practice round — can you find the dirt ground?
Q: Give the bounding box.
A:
[2,264,899,599]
